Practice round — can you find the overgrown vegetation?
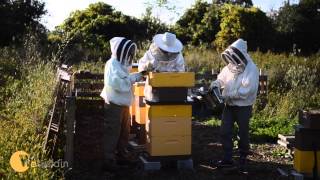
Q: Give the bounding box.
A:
[0,37,59,179]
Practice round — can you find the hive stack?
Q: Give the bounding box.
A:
[145,72,195,157]
[294,109,320,175]
[129,63,139,122]
[134,82,146,125]
[129,64,147,145]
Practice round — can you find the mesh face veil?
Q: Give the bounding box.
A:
[116,38,137,67]
[221,46,248,66]
[150,43,179,62]
[221,50,236,65]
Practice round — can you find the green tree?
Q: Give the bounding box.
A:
[140,6,168,39]
[273,3,300,52]
[294,0,320,54]
[275,0,320,54]
[214,4,275,51]
[0,0,46,46]
[174,0,214,45]
[54,2,154,63]
[213,0,253,7]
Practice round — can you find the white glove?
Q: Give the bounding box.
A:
[129,72,143,83]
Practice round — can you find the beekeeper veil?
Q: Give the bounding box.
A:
[110,37,137,67]
[221,39,249,73]
[150,32,183,62]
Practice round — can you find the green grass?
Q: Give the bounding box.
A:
[203,116,297,143]
[0,49,59,178]
[203,118,221,127]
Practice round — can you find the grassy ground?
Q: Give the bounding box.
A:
[0,62,58,179]
[1,45,319,179]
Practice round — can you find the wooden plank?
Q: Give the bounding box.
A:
[75,91,102,97]
[278,134,295,142]
[76,99,105,105]
[50,123,59,132]
[74,72,104,80]
[277,139,290,148]
[64,96,76,170]
[277,139,294,149]
[74,82,104,90]
[44,95,58,151]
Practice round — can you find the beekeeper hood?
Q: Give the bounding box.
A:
[150,32,183,62]
[110,37,137,67]
[221,39,250,73]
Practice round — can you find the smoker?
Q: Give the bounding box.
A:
[200,87,224,112]
[205,86,224,110]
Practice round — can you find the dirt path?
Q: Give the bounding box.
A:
[68,114,292,180]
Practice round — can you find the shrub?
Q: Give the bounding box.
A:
[214,4,275,51]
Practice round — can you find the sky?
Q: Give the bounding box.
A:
[41,0,299,31]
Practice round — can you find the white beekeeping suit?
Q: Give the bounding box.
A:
[211,39,259,106]
[210,39,259,169]
[100,37,142,106]
[138,32,185,102]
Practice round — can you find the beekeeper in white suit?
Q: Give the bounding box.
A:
[138,32,185,101]
[100,37,143,171]
[210,39,259,171]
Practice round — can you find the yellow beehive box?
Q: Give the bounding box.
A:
[148,72,195,87]
[129,104,135,117]
[135,96,146,124]
[129,86,136,117]
[146,117,191,137]
[133,82,146,124]
[294,148,320,174]
[134,82,145,96]
[146,135,191,156]
[146,104,192,119]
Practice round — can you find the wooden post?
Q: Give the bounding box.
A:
[64,96,76,170]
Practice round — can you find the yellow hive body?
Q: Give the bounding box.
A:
[134,82,146,124]
[129,65,139,118]
[294,148,320,174]
[134,82,145,96]
[146,104,192,156]
[146,104,192,119]
[146,135,191,156]
[146,117,191,137]
[131,72,195,157]
[148,72,195,87]
[130,86,136,117]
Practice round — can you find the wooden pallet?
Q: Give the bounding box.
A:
[44,66,72,159]
[72,71,104,99]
